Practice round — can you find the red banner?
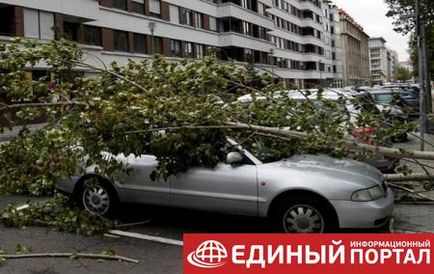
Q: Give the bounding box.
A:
[184,234,433,274]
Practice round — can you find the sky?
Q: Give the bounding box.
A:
[331,0,410,61]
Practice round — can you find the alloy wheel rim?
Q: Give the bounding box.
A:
[82,185,110,216]
[283,204,324,233]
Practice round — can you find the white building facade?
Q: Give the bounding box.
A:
[369,37,389,85]
[0,0,343,88]
[388,49,399,82]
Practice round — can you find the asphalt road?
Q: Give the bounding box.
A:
[0,195,387,274]
[0,197,183,274]
[1,192,434,273]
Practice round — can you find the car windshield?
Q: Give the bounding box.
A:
[352,93,380,114]
[237,134,297,164]
[374,93,394,103]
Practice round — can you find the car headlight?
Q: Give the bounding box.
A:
[352,185,386,201]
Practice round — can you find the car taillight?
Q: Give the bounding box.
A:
[352,127,375,142]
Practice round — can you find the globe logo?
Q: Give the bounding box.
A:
[187,240,228,268]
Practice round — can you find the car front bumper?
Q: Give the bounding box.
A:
[330,188,394,229]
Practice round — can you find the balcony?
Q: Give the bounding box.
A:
[273,48,325,63]
[219,32,274,52]
[266,67,334,80]
[217,3,274,29]
[298,0,323,14]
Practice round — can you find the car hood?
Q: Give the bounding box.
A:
[267,154,383,185]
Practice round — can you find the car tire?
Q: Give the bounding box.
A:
[75,176,119,217]
[273,195,337,233]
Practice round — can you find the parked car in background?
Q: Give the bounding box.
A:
[369,89,419,119]
[381,84,420,96]
[56,137,394,233]
[238,89,400,173]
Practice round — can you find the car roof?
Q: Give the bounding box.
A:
[281,89,358,101]
[368,89,410,94]
[237,89,363,103]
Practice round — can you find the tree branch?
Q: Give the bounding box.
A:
[0,102,88,112]
[385,173,434,182]
[228,122,434,161]
[1,252,138,263]
[387,183,434,201]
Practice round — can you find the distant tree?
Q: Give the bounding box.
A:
[384,0,433,34]
[393,66,413,81]
[385,0,434,81]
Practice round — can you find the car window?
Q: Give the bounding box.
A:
[374,93,394,103]
[401,92,416,99]
[238,134,297,164]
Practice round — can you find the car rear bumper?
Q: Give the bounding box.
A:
[330,188,394,229]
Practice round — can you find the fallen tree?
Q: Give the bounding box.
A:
[0,39,433,200]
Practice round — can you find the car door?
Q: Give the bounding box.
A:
[114,154,170,206]
[400,92,419,109]
[169,157,259,216]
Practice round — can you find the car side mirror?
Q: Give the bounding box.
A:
[226,152,243,165]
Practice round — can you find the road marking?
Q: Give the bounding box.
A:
[104,233,120,239]
[108,230,183,246]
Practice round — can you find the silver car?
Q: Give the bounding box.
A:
[56,138,394,233]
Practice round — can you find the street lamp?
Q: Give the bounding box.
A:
[148,21,157,55]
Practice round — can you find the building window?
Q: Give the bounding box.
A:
[133,33,146,53]
[24,9,54,40]
[112,0,128,11]
[149,0,161,17]
[243,22,252,36]
[113,30,129,52]
[194,13,203,28]
[209,17,217,31]
[83,26,102,46]
[153,36,163,54]
[196,44,204,58]
[184,42,194,58]
[244,49,254,62]
[63,22,80,42]
[171,40,182,57]
[0,6,15,36]
[180,8,193,26]
[132,0,145,14]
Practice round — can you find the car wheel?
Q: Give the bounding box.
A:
[274,196,337,233]
[392,133,408,143]
[75,176,118,217]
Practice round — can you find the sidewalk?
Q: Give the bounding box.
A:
[391,133,434,233]
[393,203,434,233]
